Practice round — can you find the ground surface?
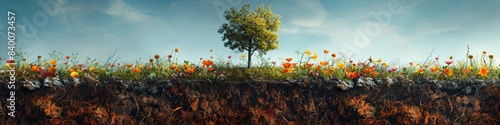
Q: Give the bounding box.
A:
[1,78,500,124]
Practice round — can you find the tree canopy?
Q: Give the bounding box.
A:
[218,4,281,68]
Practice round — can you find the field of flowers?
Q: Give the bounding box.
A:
[1,47,500,124]
[1,47,499,86]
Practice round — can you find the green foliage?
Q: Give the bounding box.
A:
[218,4,281,68]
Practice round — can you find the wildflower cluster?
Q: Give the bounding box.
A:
[1,47,499,83]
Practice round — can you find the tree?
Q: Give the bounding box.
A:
[218,4,281,68]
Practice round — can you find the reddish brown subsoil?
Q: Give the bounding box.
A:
[1,79,500,124]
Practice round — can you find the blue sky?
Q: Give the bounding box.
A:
[1,0,500,66]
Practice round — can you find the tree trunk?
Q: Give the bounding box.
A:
[247,38,252,68]
[247,49,251,68]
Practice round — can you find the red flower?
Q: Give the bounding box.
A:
[168,54,172,59]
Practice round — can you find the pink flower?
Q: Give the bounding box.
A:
[391,67,398,71]
[200,58,203,60]
[435,56,439,60]
[445,60,453,65]
[168,54,172,59]
[228,55,232,59]
[387,68,393,72]
[78,63,83,67]
[271,61,276,65]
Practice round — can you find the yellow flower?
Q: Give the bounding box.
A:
[49,60,57,65]
[70,71,79,78]
[101,68,106,71]
[175,48,179,53]
[312,54,318,61]
[5,63,11,69]
[382,62,388,67]
[89,67,95,72]
[42,61,47,66]
[139,63,143,68]
[305,50,311,56]
[337,62,344,68]
[375,59,381,63]
[241,54,247,59]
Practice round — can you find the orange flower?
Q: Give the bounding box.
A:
[154,54,160,59]
[202,60,214,67]
[66,56,70,59]
[362,67,374,73]
[285,57,293,62]
[478,67,488,77]
[132,68,141,73]
[319,61,328,66]
[371,72,378,77]
[175,48,179,53]
[323,50,329,54]
[207,68,215,72]
[346,72,359,79]
[302,63,313,68]
[326,68,334,74]
[430,66,439,73]
[283,68,293,73]
[126,64,133,68]
[31,66,41,73]
[169,65,176,70]
[185,67,195,74]
[314,65,321,71]
[331,53,336,58]
[282,62,292,68]
[462,69,471,74]
[443,68,453,76]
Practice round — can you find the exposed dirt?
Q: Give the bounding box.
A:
[1,78,500,125]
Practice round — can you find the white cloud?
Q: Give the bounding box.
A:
[105,0,153,22]
[277,0,327,33]
[415,22,460,36]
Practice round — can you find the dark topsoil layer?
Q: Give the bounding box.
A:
[1,77,500,125]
